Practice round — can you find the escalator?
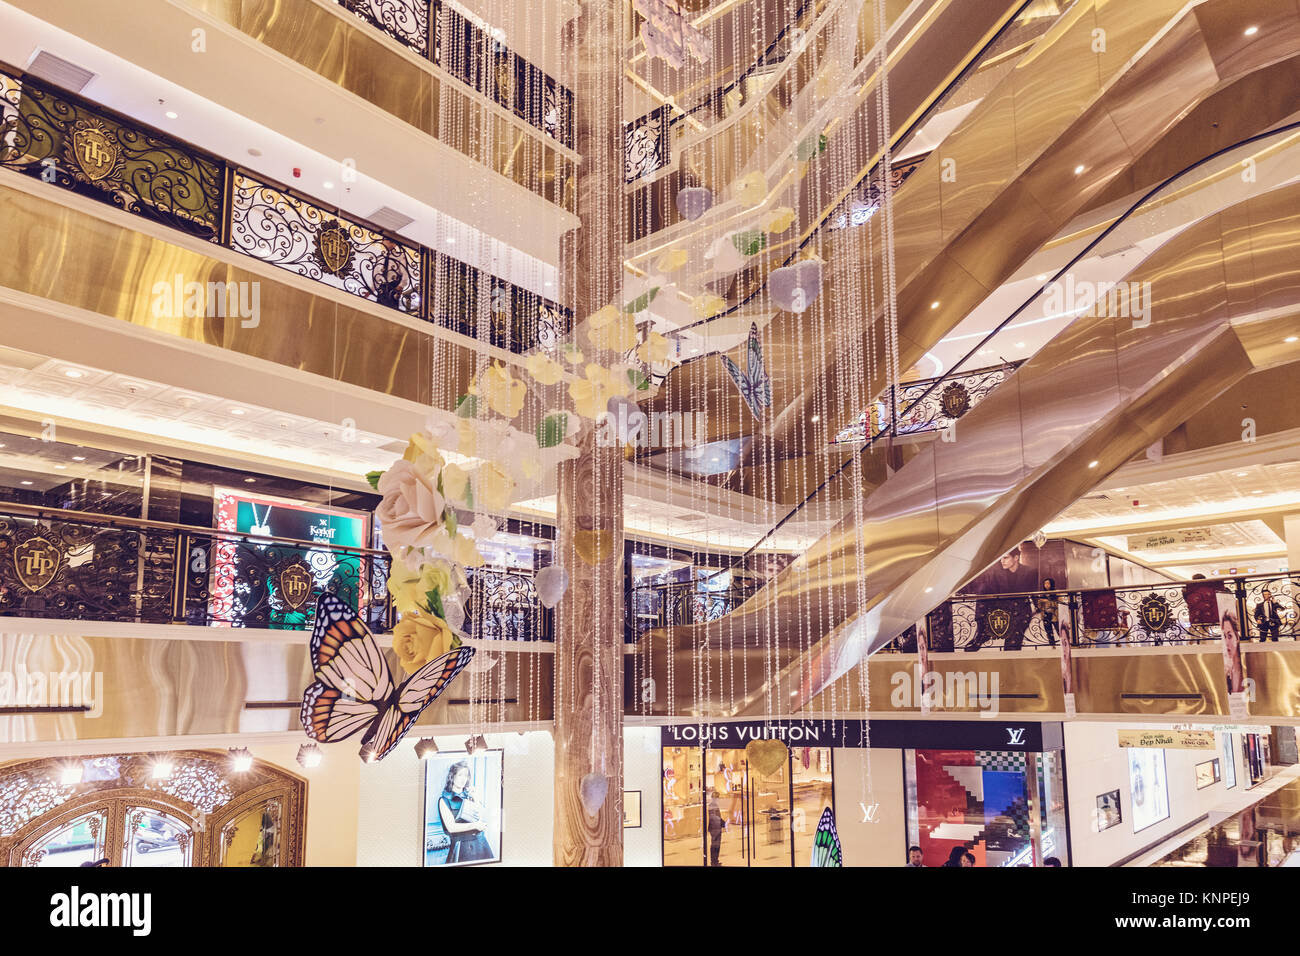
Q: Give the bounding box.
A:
[630,11,1300,718]
[644,0,1299,509]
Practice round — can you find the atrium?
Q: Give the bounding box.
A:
[0,0,1298,898]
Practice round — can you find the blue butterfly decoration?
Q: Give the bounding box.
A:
[720,322,772,420]
[811,807,842,867]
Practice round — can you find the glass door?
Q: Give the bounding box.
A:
[748,755,791,867]
[705,749,748,867]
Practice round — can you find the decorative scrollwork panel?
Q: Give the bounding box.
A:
[338,0,430,55]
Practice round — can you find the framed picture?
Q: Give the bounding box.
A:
[1128,748,1170,833]
[1223,733,1237,789]
[623,791,642,829]
[1095,789,1122,832]
[1195,758,1222,790]
[422,750,504,867]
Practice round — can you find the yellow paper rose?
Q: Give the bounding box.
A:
[693,293,727,319]
[402,431,446,477]
[440,462,472,508]
[585,304,638,354]
[479,363,526,419]
[734,172,767,207]
[525,350,565,385]
[392,612,457,675]
[569,364,618,419]
[475,461,516,512]
[765,206,796,233]
[637,331,672,365]
[655,248,689,273]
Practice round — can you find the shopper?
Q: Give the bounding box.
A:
[906,845,924,867]
[706,791,726,866]
[961,851,977,867]
[1044,857,1062,867]
[1254,589,1282,641]
[943,846,967,867]
[1036,577,1059,646]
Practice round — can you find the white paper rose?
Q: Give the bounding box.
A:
[376,460,446,550]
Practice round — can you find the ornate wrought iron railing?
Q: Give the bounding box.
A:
[832,361,1024,444]
[0,503,393,632]
[882,573,1299,653]
[336,0,573,147]
[466,568,552,643]
[625,106,672,185]
[627,577,762,641]
[0,63,571,355]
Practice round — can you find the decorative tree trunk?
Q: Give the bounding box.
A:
[553,0,626,867]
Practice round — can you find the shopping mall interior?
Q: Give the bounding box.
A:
[0,0,1299,878]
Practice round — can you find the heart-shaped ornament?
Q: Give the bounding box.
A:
[575,530,617,566]
[676,186,714,221]
[579,772,608,814]
[745,738,789,777]
[536,565,570,609]
[768,260,823,313]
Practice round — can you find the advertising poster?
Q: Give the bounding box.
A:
[211,488,370,628]
[423,750,504,867]
[1127,748,1170,833]
[1216,590,1247,701]
[916,615,931,715]
[1223,733,1237,789]
[1058,595,1074,706]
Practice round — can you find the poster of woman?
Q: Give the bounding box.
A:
[1216,591,1246,697]
[423,751,504,867]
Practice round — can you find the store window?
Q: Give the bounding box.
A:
[662,745,834,867]
[904,748,1068,867]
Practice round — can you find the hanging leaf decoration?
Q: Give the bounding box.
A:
[536,412,569,448]
[797,133,829,161]
[626,368,650,391]
[455,393,479,418]
[731,229,767,257]
[365,470,384,489]
[623,287,661,314]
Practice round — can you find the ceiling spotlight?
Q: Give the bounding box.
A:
[924,586,933,593]
[230,407,246,416]
[54,464,65,470]
[59,764,84,786]
[1036,274,1049,281]
[1286,336,1298,343]
[151,758,175,780]
[72,455,85,461]
[243,477,256,484]
[414,738,439,760]
[930,301,940,310]
[296,743,322,768]
[64,369,83,379]
[1074,164,1085,175]
[323,181,335,190]
[1015,342,1026,349]
[445,236,457,244]
[228,747,253,772]
[165,110,178,119]
[1236,471,1248,477]
[360,744,379,764]
[1244,25,1259,36]
[464,734,488,755]
[1088,460,1099,468]
[20,480,32,486]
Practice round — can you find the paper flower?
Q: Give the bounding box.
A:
[387,557,463,616]
[734,172,767,206]
[655,249,689,273]
[474,462,516,512]
[401,431,445,477]
[440,462,472,509]
[693,293,728,319]
[765,206,796,233]
[586,304,638,353]
[424,416,459,453]
[375,460,446,550]
[638,331,672,365]
[471,515,499,542]
[479,363,526,419]
[569,363,622,419]
[392,612,457,675]
[560,342,585,365]
[525,350,565,385]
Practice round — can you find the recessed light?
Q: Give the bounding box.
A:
[1236,471,1248,477]
[1251,489,1262,494]
[924,586,933,593]
[323,181,334,190]
[1074,165,1085,175]
[1244,25,1259,36]
[165,110,178,119]
[64,369,83,378]
[930,301,940,309]
[1088,460,1099,468]
[20,480,32,485]
[54,464,65,470]
[445,237,457,244]
[1036,274,1048,281]
[1286,336,1298,343]
[244,477,256,484]
[230,408,246,416]
[72,455,85,461]
[359,438,372,445]
[1015,342,1026,348]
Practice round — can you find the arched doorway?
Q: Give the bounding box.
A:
[0,750,306,867]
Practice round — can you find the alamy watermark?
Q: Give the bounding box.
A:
[151,274,260,328]
[890,668,1001,716]
[1043,275,1152,327]
[596,405,707,455]
[0,670,104,718]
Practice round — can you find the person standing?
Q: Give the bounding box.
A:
[1036,577,1060,646]
[906,845,924,867]
[1254,589,1282,641]
[706,791,726,866]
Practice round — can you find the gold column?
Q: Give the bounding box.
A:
[552,0,626,867]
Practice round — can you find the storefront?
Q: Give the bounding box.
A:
[659,719,1067,867]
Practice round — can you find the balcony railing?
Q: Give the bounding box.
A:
[627,577,762,641]
[882,573,1299,653]
[338,0,573,148]
[0,63,570,356]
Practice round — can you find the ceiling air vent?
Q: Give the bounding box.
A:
[367,206,416,233]
[26,50,97,93]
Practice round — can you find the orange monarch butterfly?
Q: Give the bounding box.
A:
[300,594,474,762]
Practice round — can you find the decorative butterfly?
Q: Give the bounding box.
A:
[811,807,843,867]
[300,594,475,762]
[720,322,772,420]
